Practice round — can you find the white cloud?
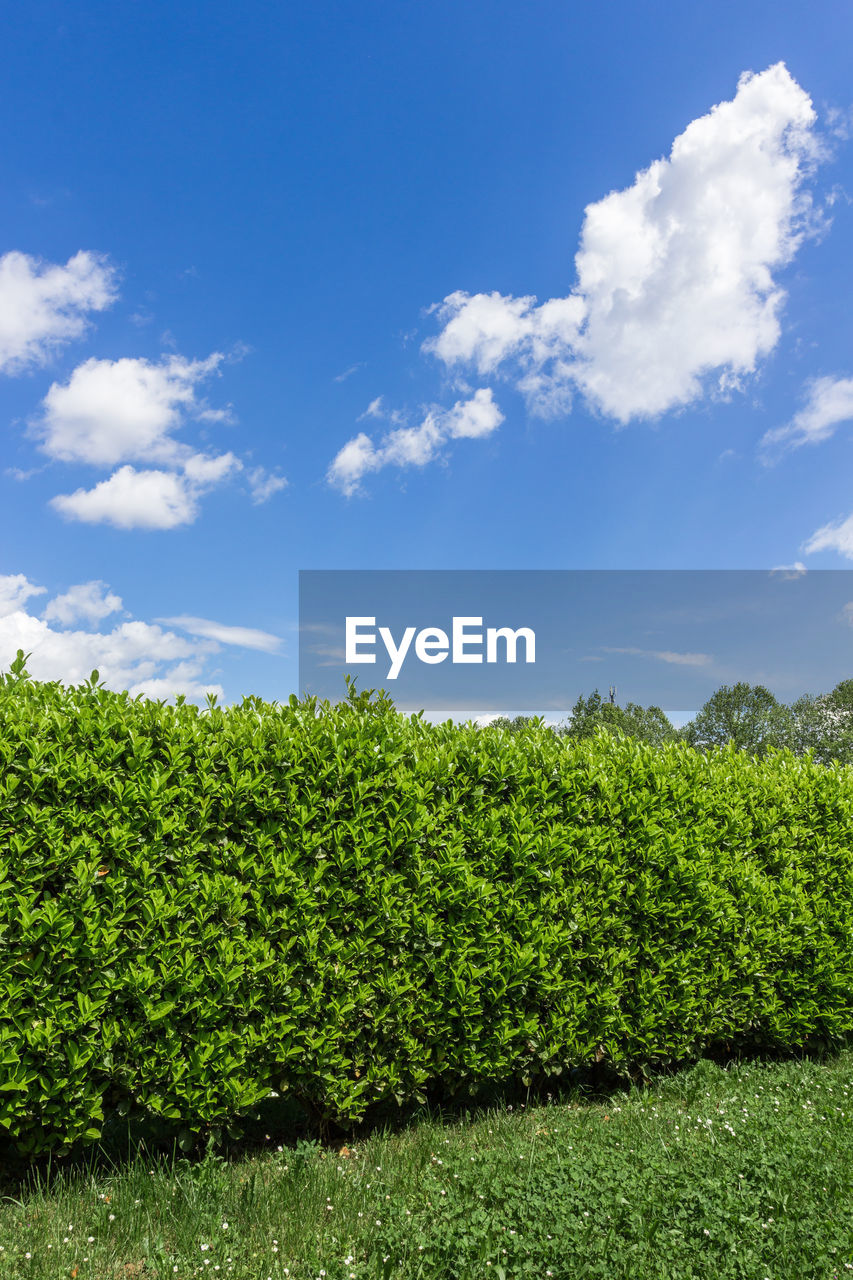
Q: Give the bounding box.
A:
[803,513,853,560]
[0,572,280,700]
[0,250,117,374]
[182,450,241,487]
[196,405,235,424]
[426,293,584,416]
[358,396,385,420]
[247,466,288,504]
[426,63,821,423]
[379,417,445,468]
[826,105,853,142]
[43,580,123,625]
[602,646,713,666]
[5,465,43,481]
[127,661,224,703]
[50,457,239,530]
[760,375,853,458]
[327,433,378,496]
[0,571,223,699]
[27,351,284,527]
[0,573,46,617]
[33,352,226,467]
[334,362,364,382]
[156,615,282,653]
[445,389,506,438]
[328,388,503,495]
[769,562,807,579]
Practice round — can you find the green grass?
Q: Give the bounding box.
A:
[1,1052,852,1280]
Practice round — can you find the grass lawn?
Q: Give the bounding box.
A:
[0,1051,852,1279]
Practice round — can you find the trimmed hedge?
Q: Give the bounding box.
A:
[1,665,853,1155]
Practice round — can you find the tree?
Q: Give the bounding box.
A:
[789,679,853,765]
[681,682,792,756]
[563,689,677,747]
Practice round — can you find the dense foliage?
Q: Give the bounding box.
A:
[2,656,853,1157]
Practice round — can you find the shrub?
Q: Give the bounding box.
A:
[1,659,853,1156]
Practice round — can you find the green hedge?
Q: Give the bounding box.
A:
[2,664,853,1156]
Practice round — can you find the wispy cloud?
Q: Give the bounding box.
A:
[327,388,503,495]
[156,614,282,653]
[803,513,853,560]
[602,646,713,667]
[357,396,385,421]
[247,466,288,504]
[769,562,807,579]
[334,362,364,382]
[761,375,853,459]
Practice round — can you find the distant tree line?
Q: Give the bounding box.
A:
[488,679,853,763]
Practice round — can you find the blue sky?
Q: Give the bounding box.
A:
[2,0,853,704]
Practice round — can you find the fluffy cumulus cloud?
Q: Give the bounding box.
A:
[0,572,282,700]
[425,63,821,423]
[1,251,284,529]
[28,352,253,528]
[426,293,585,416]
[0,250,117,374]
[328,388,503,495]
[42,579,123,626]
[0,575,217,698]
[33,353,227,467]
[50,457,241,530]
[761,375,853,458]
